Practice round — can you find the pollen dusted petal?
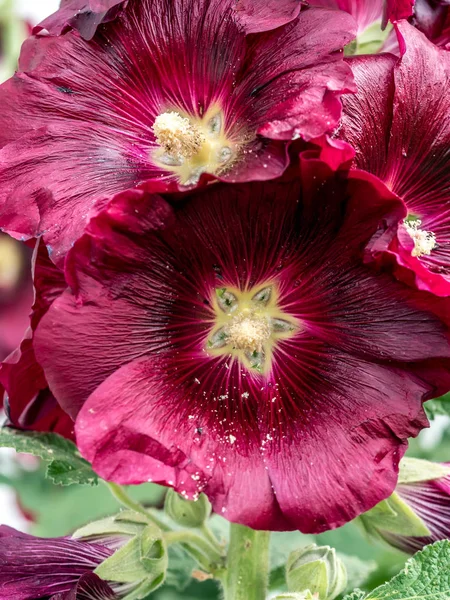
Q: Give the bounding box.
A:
[34,153,450,533]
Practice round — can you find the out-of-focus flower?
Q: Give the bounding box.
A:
[28,149,450,533]
[339,22,450,295]
[0,514,168,599]
[0,0,30,83]
[359,458,450,554]
[413,0,450,47]
[0,233,33,362]
[383,0,415,27]
[0,240,74,439]
[0,0,356,265]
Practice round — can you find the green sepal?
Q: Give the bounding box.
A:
[95,524,168,598]
[398,458,450,485]
[73,515,143,541]
[361,492,431,537]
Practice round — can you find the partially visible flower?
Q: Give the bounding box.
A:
[0,525,116,599]
[360,460,450,554]
[30,149,450,533]
[413,0,450,47]
[0,240,74,439]
[0,515,168,599]
[0,0,356,265]
[310,0,384,34]
[0,233,33,362]
[339,22,450,295]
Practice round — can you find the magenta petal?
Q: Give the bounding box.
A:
[76,358,286,529]
[36,0,125,40]
[382,0,415,27]
[235,0,301,33]
[253,8,357,141]
[65,573,118,600]
[310,0,384,33]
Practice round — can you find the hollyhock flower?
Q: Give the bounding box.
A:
[339,22,450,295]
[362,462,450,554]
[31,150,450,534]
[0,234,33,361]
[0,0,356,265]
[0,525,117,599]
[0,240,74,439]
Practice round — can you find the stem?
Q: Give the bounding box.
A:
[165,530,225,566]
[106,482,169,531]
[223,523,271,600]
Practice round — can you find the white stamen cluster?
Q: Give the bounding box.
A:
[227,313,271,353]
[404,219,437,258]
[152,111,205,161]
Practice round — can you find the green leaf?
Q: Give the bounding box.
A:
[164,546,197,591]
[424,394,450,419]
[361,540,450,600]
[0,428,98,486]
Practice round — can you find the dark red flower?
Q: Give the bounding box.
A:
[0,0,355,265]
[339,22,450,295]
[0,525,116,600]
[0,240,74,440]
[0,234,33,362]
[31,151,450,533]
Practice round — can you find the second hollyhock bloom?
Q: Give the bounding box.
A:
[340,22,450,295]
[30,151,450,533]
[0,525,116,599]
[0,0,356,264]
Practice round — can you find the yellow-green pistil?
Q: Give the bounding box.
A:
[207,284,298,374]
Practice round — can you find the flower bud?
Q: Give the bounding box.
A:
[75,511,168,598]
[286,544,347,600]
[359,459,450,554]
[164,489,211,528]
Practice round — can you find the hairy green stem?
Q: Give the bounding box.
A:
[223,523,271,600]
[106,482,169,531]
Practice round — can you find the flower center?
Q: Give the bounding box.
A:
[207,284,297,374]
[227,313,271,353]
[152,107,236,186]
[404,219,437,258]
